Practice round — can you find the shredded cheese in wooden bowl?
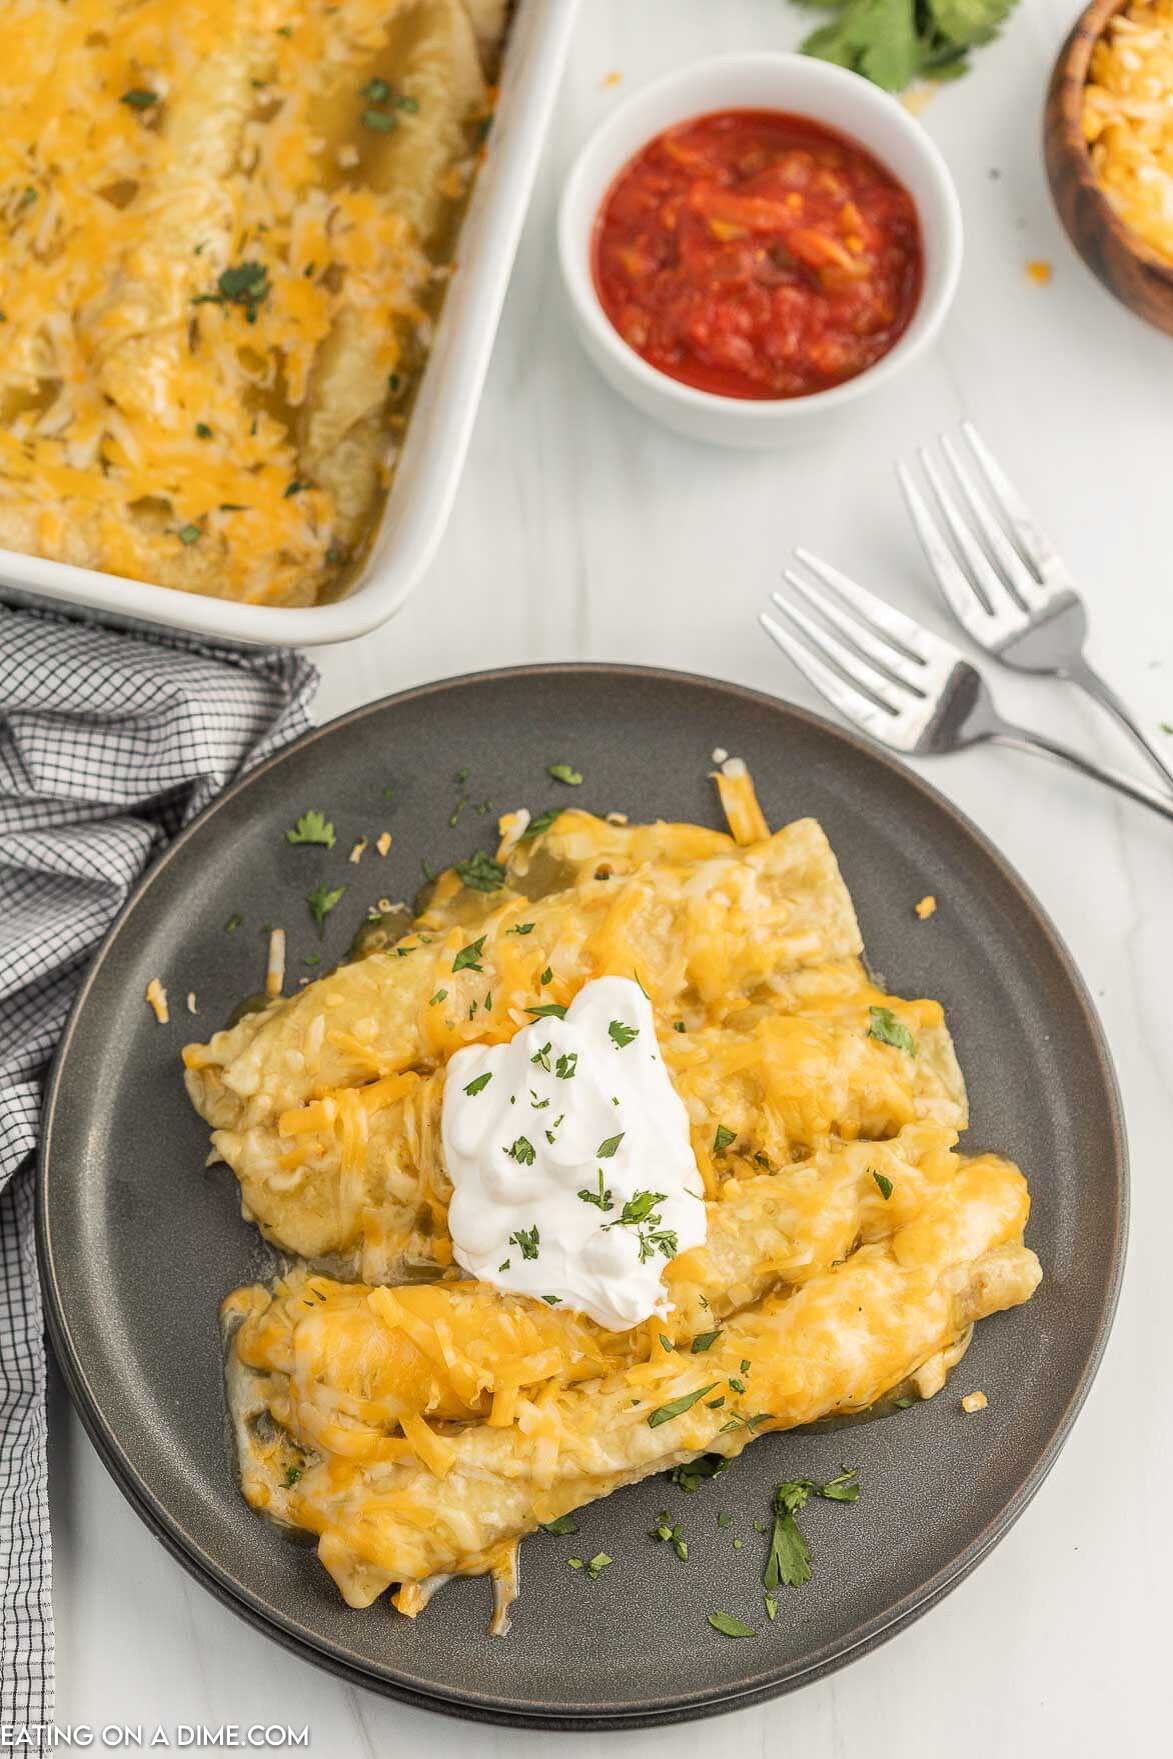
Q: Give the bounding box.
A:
[1083,0,1173,263]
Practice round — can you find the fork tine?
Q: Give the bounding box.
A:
[919,447,1028,622]
[960,421,1064,603]
[767,590,911,713]
[939,433,1051,614]
[759,611,897,738]
[793,546,952,666]
[896,462,1007,644]
[779,570,926,690]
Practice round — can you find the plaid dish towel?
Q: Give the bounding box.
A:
[0,603,317,1725]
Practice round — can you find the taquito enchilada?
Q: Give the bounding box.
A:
[179,761,1040,1629]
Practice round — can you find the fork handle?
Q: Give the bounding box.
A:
[1060,654,1173,795]
[990,721,1173,823]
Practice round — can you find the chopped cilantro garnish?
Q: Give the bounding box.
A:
[531,1041,552,1072]
[193,261,269,324]
[283,479,306,498]
[306,881,345,931]
[539,1514,578,1535]
[763,1470,859,1592]
[453,935,486,973]
[463,1071,492,1097]
[583,1553,611,1581]
[528,1003,567,1020]
[120,88,158,108]
[195,422,212,439]
[649,1514,688,1560]
[596,1132,624,1159]
[555,1051,577,1080]
[578,1170,613,1212]
[608,1019,638,1049]
[547,762,583,785]
[707,1612,755,1639]
[361,76,392,102]
[177,524,201,545]
[224,913,243,933]
[542,1294,562,1305]
[713,1124,736,1155]
[520,808,559,841]
[872,1169,894,1200]
[867,1005,916,1055]
[281,1465,303,1488]
[286,809,335,849]
[691,1329,722,1354]
[509,1224,539,1259]
[647,1383,719,1428]
[539,965,553,986]
[674,1019,686,1033]
[430,989,447,1005]
[665,1453,729,1494]
[507,1138,536,1168]
[509,922,535,936]
[455,849,505,893]
[362,107,396,132]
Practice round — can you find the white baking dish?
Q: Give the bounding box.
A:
[0,0,580,650]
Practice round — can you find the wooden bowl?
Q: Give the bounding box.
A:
[1044,0,1173,335]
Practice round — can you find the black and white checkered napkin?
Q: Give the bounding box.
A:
[0,603,317,1724]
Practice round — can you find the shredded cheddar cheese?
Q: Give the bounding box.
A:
[961,1388,988,1413]
[915,894,937,919]
[1084,0,1173,263]
[145,978,169,1023]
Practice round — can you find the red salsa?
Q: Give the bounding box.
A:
[592,109,923,401]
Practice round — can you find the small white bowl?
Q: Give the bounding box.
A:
[558,53,964,449]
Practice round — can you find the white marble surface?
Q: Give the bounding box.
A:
[49,0,1173,1752]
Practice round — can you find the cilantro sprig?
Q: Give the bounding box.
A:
[762,1469,859,1591]
[286,809,336,849]
[800,0,1019,93]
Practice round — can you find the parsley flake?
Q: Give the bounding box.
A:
[306,882,345,930]
[453,935,486,974]
[867,1006,917,1055]
[509,1224,539,1259]
[578,1171,614,1212]
[647,1383,719,1428]
[463,1071,492,1097]
[454,849,505,893]
[707,1612,755,1639]
[286,809,335,849]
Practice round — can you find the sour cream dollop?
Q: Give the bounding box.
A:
[441,976,706,1331]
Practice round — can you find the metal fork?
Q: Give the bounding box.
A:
[759,548,1173,824]
[898,421,1173,793]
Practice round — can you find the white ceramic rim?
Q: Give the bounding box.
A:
[558,51,964,424]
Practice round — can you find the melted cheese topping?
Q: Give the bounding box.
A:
[0,0,498,605]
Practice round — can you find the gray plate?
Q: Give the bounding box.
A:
[38,664,1126,1729]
